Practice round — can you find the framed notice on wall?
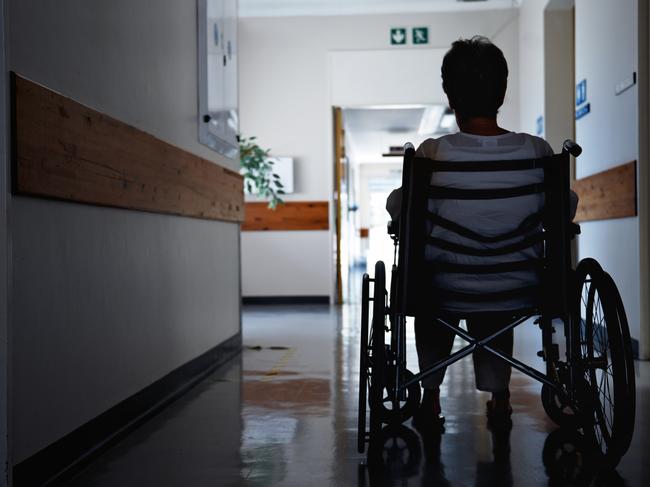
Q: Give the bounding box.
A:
[198,0,239,159]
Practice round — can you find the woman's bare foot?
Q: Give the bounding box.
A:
[486,389,512,429]
[422,387,442,415]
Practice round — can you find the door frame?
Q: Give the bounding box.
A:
[0,0,10,481]
[638,0,650,359]
[333,106,344,304]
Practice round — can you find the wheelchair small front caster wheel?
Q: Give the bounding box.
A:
[541,384,580,429]
[378,368,421,425]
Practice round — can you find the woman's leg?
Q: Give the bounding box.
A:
[414,315,457,422]
[414,316,457,391]
[466,314,514,426]
[466,314,513,393]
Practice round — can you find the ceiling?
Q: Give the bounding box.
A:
[344,107,428,134]
[343,105,457,164]
[239,0,521,18]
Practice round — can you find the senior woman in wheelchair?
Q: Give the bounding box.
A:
[386,36,578,431]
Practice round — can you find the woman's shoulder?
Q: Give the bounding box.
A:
[518,133,555,157]
[416,132,554,158]
[415,138,440,158]
[415,134,457,158]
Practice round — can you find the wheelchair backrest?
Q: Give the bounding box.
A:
[396,148,572,318]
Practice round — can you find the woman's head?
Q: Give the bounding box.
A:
[441,36,508,120]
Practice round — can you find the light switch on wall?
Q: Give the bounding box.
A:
[615,72,637,96]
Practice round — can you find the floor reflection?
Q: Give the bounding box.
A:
[61,356,244,486]
[356,421,513,487]
[241,304,650,486]
[240,306,337,486]
[58,304,650,486]
[356,423,634,487]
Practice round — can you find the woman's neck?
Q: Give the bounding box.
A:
[456,115,509,136]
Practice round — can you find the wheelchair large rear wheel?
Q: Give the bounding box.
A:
[368,261,387,455]
[574,258,635,468]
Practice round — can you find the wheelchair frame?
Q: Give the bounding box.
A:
[358,140,636,470]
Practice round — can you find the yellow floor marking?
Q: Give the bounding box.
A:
[262,347,296,381]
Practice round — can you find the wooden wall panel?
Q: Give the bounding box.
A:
[12,73,244,222]
[242,201,329,231]
[571,160,637,222]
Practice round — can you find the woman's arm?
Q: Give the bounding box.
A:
[385,139,437,221]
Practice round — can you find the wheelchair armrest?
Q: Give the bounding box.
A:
[387,220,399,237]
[571,222,581,236]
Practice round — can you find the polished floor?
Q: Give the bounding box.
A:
[62,305,650,486]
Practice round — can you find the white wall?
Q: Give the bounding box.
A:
[574,0,640,343]
[241,231,331,296]
[518,0,576,154]
[239,9,520,298]
[8,0,241,463]
[518,0,547,137]
[544,2,575,153]
[519,0,642,348]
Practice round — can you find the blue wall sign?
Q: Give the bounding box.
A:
[536,115,544,136]
[576,103,591,120]
[576,79,587,106]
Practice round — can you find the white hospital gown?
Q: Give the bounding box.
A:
[386,131,577,313]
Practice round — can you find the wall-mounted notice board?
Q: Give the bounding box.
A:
[198,0,239,159]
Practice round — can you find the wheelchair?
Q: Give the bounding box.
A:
[357,140,636,469]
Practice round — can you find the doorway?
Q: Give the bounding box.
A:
[333,104,457,303]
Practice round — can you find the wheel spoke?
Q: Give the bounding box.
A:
[576,266,624,456]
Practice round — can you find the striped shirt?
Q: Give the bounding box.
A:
[387,131,576,313]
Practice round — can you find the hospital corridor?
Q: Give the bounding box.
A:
[1,0,650,486]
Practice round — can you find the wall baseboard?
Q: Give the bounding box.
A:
[13,332,242,487]
[242,296,330,305]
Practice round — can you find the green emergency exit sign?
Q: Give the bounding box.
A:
[390,28,406,45]
[413,27,429,44]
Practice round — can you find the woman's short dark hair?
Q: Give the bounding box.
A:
[441,36,508,119]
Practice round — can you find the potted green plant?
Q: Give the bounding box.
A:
[239,136,285,209]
